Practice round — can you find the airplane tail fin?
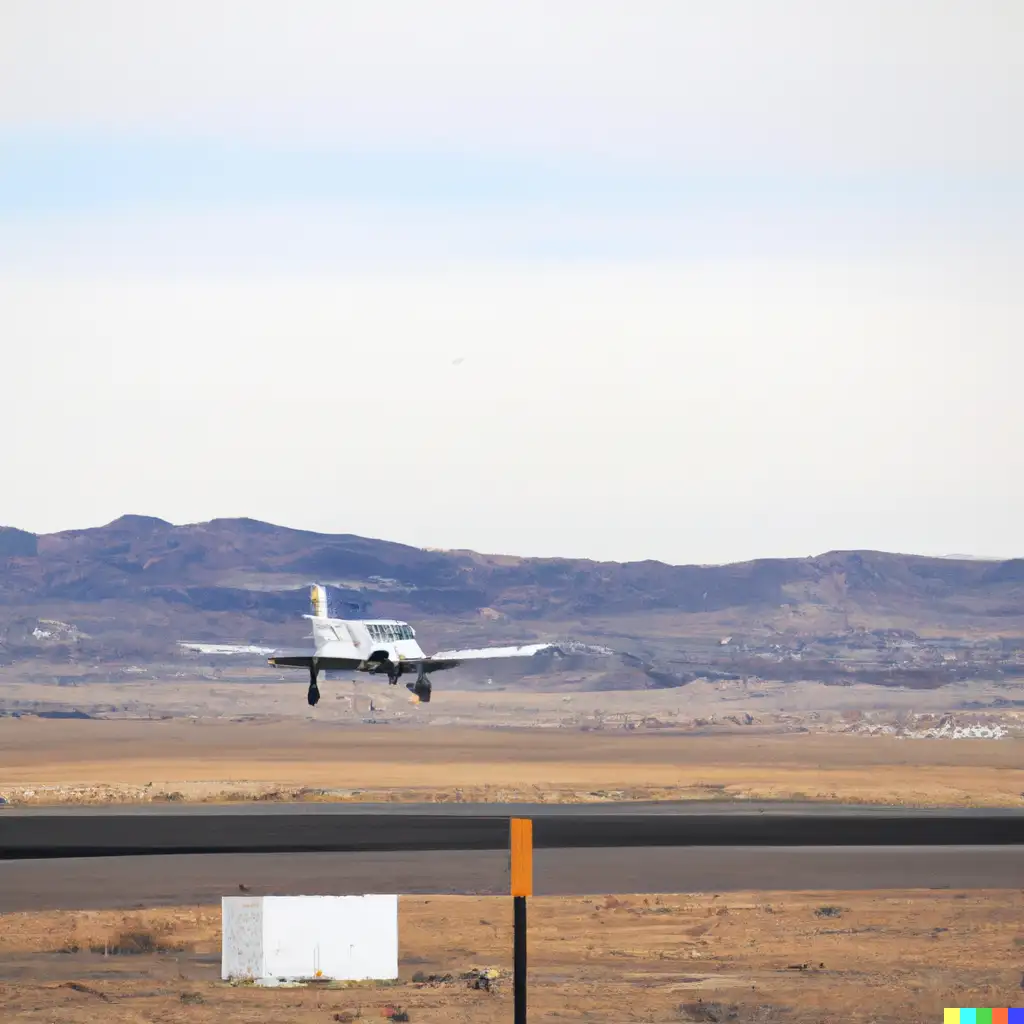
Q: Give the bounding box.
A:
[309,584,329,619]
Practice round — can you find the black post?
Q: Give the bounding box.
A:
[513,894,527,1023]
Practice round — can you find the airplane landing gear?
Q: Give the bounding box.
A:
[406,680,431,702]
[407,669,432,703]
[307,663,320,707]
[386,661,401,686]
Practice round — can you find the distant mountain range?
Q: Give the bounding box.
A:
[1,515,1022,689]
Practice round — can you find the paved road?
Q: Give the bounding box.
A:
[1,847,1023,911]
[2,803,1022,910]
[4,802,1024,858]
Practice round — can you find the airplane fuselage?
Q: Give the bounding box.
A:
[309,615,425,669]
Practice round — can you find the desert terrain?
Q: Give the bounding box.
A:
[2,720,1023,1021]
[1,890,1022,1022]
[3,518,1024,1019]
[1,717,1022,807]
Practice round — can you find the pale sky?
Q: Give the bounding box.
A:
[0,1,1020,564]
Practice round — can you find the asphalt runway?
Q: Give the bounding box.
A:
[2,847,1023,912]
[4,802,1024,858]
[2,803,1022,910]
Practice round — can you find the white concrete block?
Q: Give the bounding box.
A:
[221,897,263,981]
[221,895,398,984]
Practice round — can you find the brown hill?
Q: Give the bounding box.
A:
[1,515,1022,689]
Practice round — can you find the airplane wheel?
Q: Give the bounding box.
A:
[307,683,320,707]
[407,680,431,703]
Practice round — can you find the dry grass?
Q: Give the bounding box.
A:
[1,892,1022,1022]
[1,719,1022,807]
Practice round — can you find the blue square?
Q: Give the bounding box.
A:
[1007,1009,1024,1023]
[960,1011,976,1024]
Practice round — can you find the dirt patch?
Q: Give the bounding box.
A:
[0,907,220,958]
[0,891,1022,1022]
[1,720,1022,807]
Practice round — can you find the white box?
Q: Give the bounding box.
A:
[221,895,399,984]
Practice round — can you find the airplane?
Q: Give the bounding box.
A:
[182,584,560,707]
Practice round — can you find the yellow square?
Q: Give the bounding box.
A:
[945,1010,960,1024]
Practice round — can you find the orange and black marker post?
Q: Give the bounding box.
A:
[510,818,533,1023]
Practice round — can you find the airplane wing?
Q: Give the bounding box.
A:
[414,642,560,673]
[266,649,363,671]
[267,644,559,675]
[179,642,362,672]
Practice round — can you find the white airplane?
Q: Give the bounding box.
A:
[183,584,560,706]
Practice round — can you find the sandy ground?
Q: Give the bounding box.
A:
[4,676,1024,733]
[0,891,1022,1022]
[2,712,1023,1020]
[1,718,1023,807]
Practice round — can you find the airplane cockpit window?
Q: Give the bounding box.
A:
[365,623,414,642]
